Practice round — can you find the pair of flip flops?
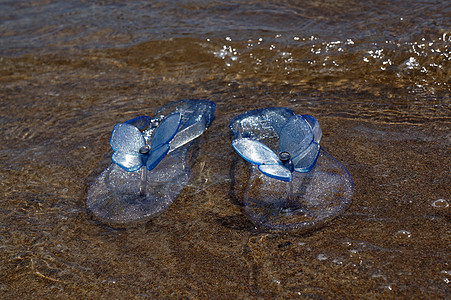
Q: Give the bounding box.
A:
[87,99,354,232]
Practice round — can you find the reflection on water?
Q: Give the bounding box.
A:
[0,0,449,298]
[1,0,449,92]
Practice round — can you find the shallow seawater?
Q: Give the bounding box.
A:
[0,0,450,298]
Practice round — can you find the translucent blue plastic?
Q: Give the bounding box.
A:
[229,107,354,232]
[279,115,313,157]
[124,115,151,130]
[232,138,280,165]
[146,112,181,171]
[231,114,320,182]
[87,99,216,227]
[292,142,320,173]
[301,114,322,143]
[150,113,181,151]
[110,113,181,172]
[146,143,170,171]
[258,164,293,182]
[110,123,146,172]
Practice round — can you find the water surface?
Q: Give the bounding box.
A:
[0,0,449,298]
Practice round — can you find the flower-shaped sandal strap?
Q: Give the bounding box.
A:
[169,114,209,151]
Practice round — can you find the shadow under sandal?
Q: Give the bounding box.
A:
[229,107,354,233]
[87,99,216,227]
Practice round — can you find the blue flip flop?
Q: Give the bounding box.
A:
[230,107,354,232]
[87,99,216,227]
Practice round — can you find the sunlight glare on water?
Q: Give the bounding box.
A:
[0,0,449,299]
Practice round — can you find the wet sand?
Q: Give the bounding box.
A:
[0,1,450,298]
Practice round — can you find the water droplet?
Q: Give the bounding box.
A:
[432,199,449,208]
[317,254,328,261]
[402,57,419,69]
[372,274,387,281]
[394,230,412,241]
[441,270,451,284]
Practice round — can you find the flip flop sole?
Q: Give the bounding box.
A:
[229,107,353,233]
[87,99,215,227]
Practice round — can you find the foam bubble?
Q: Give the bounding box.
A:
[394,230,412,242]
[432,199,449,208]
[317,254,328,261]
